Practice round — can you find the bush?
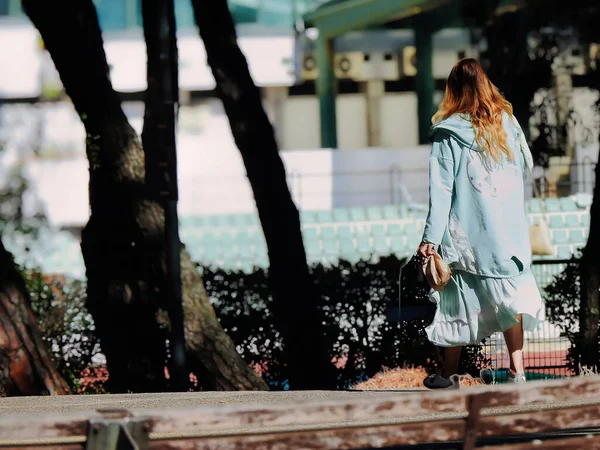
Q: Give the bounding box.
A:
[543,259,597,373]
[203,255,488,390]
[24,269,106,394]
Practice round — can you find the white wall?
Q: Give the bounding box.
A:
[282,92,420,150]
[380,93,419,148]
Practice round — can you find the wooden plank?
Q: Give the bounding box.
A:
[147,419,467,450]
[479,435,600,449]
[146,377,600,436]
[478,404,600,437]
[0,377,599,442]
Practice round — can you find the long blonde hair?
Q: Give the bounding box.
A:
[433,58,514,162]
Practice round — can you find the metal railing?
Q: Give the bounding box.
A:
[482,259,578,380]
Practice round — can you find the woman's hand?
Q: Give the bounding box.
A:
[418,242,435,261]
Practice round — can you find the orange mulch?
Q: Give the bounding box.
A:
[352,366,486,389]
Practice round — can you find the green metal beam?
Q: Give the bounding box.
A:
[316,36,338,148]
[304,0,452,39]
[415,23,435,144]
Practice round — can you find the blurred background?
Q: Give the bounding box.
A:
[0,0,599,391]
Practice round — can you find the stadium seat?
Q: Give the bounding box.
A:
[564,214,580,228]
[390,237,405,256]
[569,229,586,244]
[302,228,319,241]
[544,198,561,213]
[548,215,565,229]
[373,236,389,255]
[349,207,367,221]
[560,197,578,212]
[316,210,334,223]
[556,245,572,260]
[370,224,386,237]
[388,223,402,237]
[337,225,353,240]
[321,226,336,241]
[552,230,568,245]
[301,210,317,224]
[383,205,400,220]
[367,206,384,221]
[333,208,350,222]
[528,199,543,214]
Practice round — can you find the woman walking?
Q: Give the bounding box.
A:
[419,58,545,389]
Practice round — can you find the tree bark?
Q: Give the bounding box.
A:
[23,0,267,392]
[0,241,69,396]
[191,0,337,389]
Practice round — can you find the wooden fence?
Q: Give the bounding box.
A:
[1,376,600,449]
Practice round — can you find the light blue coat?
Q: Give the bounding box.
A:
[422,112,534,278]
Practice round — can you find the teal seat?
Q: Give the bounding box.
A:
[399,204,409,218]
[544,198,561,213]
[560,198,578,212]
[565,214,580,228]
[301,211,317,224]
[356,236,372,255]
[549,215,565,229]
[255,245,267,258]
[234,231,252,244]
[333,208,350,222]
[202,246,219,263]
[569,229,586,244]
[370,224,386,237]
[339,239,359,264]
[339,239,355,255]
[240,261,255,274]
[528,199,543,214]
[233,215,250,227]
[582,214,590,228]
[403,222,417,234]
[247,215,260,227]
[556,245,572,260]
[316,210,333,223]
[388,223,402,236]
[302,228,319,241]
[575,192,593,208]
[222,257,240,271]
[218,232,234,246]
[367,206,383,221]
[390,237,405,255]
[373,236,389,255]
[305,241,322,264]
[238,245,253,260]
[383,205,400,220]
[349,207,367,221]
[552,230,568,245]
[354,227,369,239]
[202,233,217,245]
[321,226,336,241]
[256,255,269,269]
[338,225,353,240]
[322,240,339,257]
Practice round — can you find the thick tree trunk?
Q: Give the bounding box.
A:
[24,0,267,392]
[0,241,69,396]
[579,146,600,370]
[191,0,336,389]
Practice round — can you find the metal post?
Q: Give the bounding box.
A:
[316,35,338,148]
[143,0,187,392]
[415,24,435,145]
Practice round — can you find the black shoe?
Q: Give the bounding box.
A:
[423,374,460,390]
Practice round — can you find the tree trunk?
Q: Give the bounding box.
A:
[579,140,600,370]
[191,0,337,389]
[0,241,69,396]
[23,0,267,392]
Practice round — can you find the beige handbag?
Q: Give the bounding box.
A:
[422,252,452,292]
[519,138,553,256]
